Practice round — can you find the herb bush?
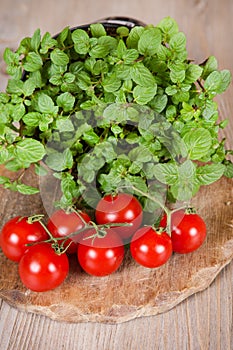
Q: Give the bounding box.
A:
[0,17,232,215]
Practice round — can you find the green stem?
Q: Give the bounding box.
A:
[129,185,170,217]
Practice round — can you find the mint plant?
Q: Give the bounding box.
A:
[0,17,232,213]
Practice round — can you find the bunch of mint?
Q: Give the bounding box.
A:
[0,16,232,212]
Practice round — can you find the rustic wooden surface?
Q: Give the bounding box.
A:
[0,0,233,349]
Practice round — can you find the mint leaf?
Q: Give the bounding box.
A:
[23,52,43,72]
[170,160,198,201]
[90,23,106,37]
[31,28,41,52]
[196,163,225,185]
[40,32,57,54]
[153,163,178,185]
[16,183,39,195]
[201,56,218,80]
[38,93,58,114]
[50,48,69,66]
[102,74,121,92]
[131,62,155,86]
[157,16,179,38]
[138,27,161,56]
[182,128,212,159]
[133,85,157,104]
[16,138,46,164]
[45,149,73,171]
[185,64,203,84]
[56,92,75,112]
[72,29,90,54]
[126,26,144,49]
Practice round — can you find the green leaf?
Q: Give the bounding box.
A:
[128,145,152,162]
[3,48,20,66]
[30,28,41,52]
[40,32,57,54]
[116,26,129,37]
[122,49,139,64]
[57,27,69,46]
[153,163,178,185]
[126,26,144,49]
[182,128,212,160]
[50,48,69,66]
[16,183,39,194]
[204,71,222,93]
[34,163,48,176]
[117,39,127,58]
[56,92,75,112]
[11,103,25,122]
[23,78,36,96]
[224,161,233,178]
[45,149,73,171]
[138,27,161,56]
[72,29,90,54]
[6,79,24,95]
[149,94,168,113]
[16,138,46,164]
[203,70,231,95]
[90,23,106,37]
[185,64,203,84]
[219,70,231,93]
[196,163,225,185]
[130,62,155,86]
[56,117,74,132]
[82,129,100,146]
[170,159,198,201]
[38,93,58,114]
[201,56,218,80]
[157,16,179,37]
[23,112,42,126]
[169,32,186,52]
[133,85,157,105]
[102,74,122,92]
[23,52,43,72]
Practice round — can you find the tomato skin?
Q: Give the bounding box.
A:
[95,193,143,241]
[19,243,69,292]
[77,228,124,277]
[47,210,91,254]
[0,216,48,262]
[130,226,172,268]
[160,210,207,254]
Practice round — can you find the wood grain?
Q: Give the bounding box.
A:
[0,0,233,348]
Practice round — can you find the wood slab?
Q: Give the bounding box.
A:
[0,169,233,324]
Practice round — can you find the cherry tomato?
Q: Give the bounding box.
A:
[130,226,172,268]
[47,209,91,254]
[95,193,143,241]
[0,216,48,262]
[77,228,124,276]
[18,243,69,292]
[160,209,207,254]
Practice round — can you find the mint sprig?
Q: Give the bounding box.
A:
[0,16,232,212]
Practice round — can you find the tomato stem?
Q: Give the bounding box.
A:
[128,185,170,217]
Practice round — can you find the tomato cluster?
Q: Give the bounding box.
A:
[0,193,207,292]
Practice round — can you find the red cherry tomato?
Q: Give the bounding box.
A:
[47,209,91,254]
[95,193,143,241]
[160,209,207,254]
[130,226,172,268]
[77,228,124,277]
[19,243,69,292]
[0,216,48,262]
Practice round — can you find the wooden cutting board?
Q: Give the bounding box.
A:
[0,168,233,324]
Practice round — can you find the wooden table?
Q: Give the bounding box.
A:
[0,0,233,349]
